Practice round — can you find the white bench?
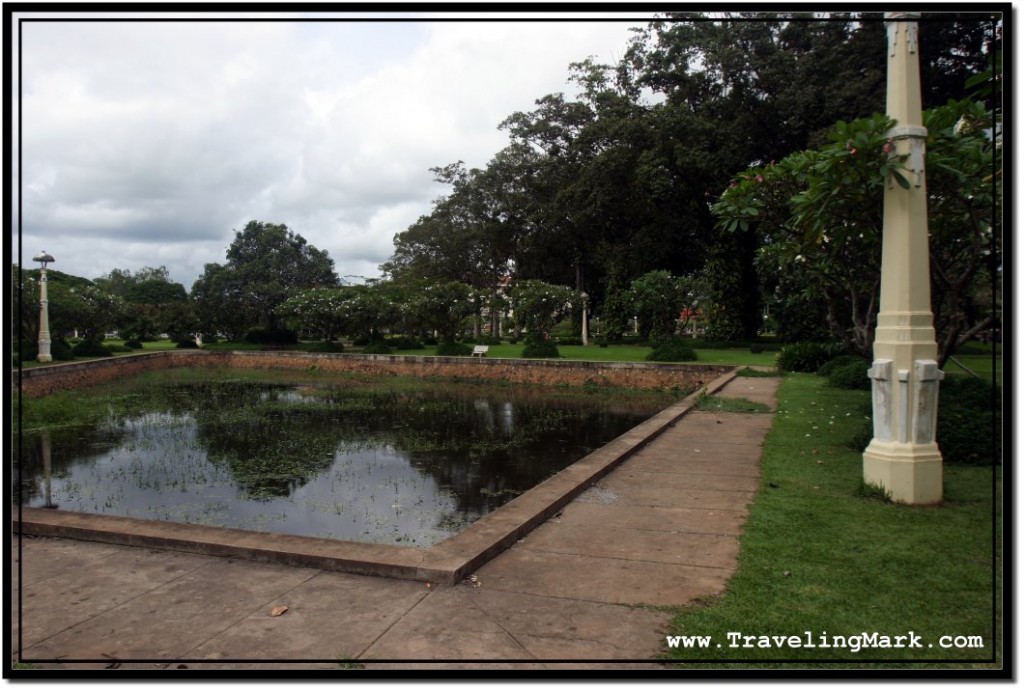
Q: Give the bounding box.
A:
[472,345,489,357]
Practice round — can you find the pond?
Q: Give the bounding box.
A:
[15,369,684,546]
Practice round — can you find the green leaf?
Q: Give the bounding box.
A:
[890,169,911,189]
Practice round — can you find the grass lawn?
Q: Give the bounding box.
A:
[373,342,780,367]
[663,373,1001,669]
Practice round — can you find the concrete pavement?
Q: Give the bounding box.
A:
[10,374,778,672]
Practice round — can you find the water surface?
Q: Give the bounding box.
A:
[16,373,680,545]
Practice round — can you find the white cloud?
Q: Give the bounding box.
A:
[13,11,652,288]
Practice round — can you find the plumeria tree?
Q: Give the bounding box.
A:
[508,280,577,357]
[275,287,354,342]
[712,99,1000,363]
[399,279,479,345]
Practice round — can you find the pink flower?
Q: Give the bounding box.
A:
[756,175,764,183]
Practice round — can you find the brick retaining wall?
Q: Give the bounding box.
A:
[16,350,734,397]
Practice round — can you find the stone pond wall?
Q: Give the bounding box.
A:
[16,350,735,398]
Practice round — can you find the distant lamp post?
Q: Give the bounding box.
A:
[862,13,943,504]
[33,251,55,363]
[581,292,589,346]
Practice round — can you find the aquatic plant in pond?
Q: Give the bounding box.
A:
[15,369,685,546]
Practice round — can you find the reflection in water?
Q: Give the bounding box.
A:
[15,378,675,546]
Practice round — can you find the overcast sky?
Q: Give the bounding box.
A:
[12,9,657,289]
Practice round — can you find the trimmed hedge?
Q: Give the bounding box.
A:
[436,342,473,357]
[646,338,698,362]
[776,342,845,373]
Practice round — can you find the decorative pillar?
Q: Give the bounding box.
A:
[33,251,55,363]
[862,13,943,504]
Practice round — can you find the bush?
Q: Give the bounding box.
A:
[477,335,503,346]
[436,342,472,357]
[386,336,423,350]
[175,339,199,349]
[776,342,844,373]
[557,337,583,346]
[521,340,560,359]
[243,327,298,346]
[749,343,765,354]
[646,338,698,362]
[51,338,75,361]
[106,344,134,353]
[123,339,144,350]
[16,340,37,362]
[71,340,113,357]
[818,354,867,377]
[848,375,1001,466]
[937,376,1001,466]
[827,360,871,390]
[361,341,392,354]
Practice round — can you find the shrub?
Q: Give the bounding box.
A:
[749,343,765,354]
[436,342,473,357]
[386,336,423,350]
[16,340,37,362]
[646,338,698,362]
[818,354,867,377]
[51,338,75,361]
[175,339,199,349]
[776,342,844,373]
[361,341,392,354]
[827,360,871,390]
[848,375,1001,466]
[478,335,503,346]
[123,339,144,350]
[106,344,134,353]
[521,340,560,359]
[244,327,298,345]
[937,376,1001,466]
[71,339,113,357]
[558,337,583,346]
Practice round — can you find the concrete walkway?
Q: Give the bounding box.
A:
[10,375,778,672]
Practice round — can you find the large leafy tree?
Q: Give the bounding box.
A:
[713,100,1000,364]
[191,221,337,339]
[94,266,192,340]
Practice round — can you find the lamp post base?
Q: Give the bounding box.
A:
[863,439,943,505]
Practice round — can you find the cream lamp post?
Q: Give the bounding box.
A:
[33,251,55,363]
[862,13,943,504]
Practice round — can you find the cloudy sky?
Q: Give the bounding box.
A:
[12,8,657,289]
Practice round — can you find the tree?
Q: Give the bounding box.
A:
[95,266,191,340]
[626,270,700,344]
[712,99,1001,364]
[508,280,577,357]
[398,279,479,345]
[191,221,337,339]
[275,287,354,342]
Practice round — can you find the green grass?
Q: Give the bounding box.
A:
[663,373,1001,669]
[944,353,1003,383]
[364,342,777,366]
